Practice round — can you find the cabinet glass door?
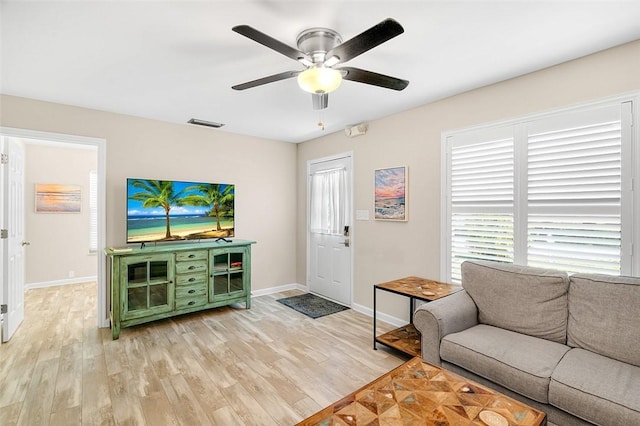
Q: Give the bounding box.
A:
[122,254,174,319]
[210,249,246,301]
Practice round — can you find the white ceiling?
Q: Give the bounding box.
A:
[2,1,640,143]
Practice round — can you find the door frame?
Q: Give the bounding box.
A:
[0,127,108,328]
[306,151,354,304]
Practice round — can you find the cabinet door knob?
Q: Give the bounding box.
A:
[188,301,195,306]
[189,277,195,282]
[188,289,196,294]
[188,266,196,270]
[188,254,195,258]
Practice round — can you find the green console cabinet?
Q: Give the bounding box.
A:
[106,239,255,339]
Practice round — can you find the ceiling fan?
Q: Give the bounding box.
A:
[231,18,409,109]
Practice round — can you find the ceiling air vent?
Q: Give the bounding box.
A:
[187,118,225,128]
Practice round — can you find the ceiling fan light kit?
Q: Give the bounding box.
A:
[232,18,409,111]
[297,67,342,94]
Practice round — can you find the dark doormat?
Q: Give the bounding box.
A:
[276,293,350,319]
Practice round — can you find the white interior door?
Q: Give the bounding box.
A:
[2,137,26,342]
[307,155,352,305]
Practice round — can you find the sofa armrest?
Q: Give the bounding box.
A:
[414,289,478,366]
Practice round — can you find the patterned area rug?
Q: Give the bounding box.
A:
[276,293,349,319]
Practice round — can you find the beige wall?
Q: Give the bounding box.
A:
[296,39,640,321]
[0,96,298,292]
[2,39,639,324]
[24,143,97,285]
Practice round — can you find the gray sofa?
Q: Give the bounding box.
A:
[414,260,640,426]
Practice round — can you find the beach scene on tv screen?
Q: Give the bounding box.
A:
[127,179,234,243]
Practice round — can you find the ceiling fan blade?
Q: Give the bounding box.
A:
[232,70,300,90]
[233,25,312,65]
[325,18,404,65]
[339,67,409,91]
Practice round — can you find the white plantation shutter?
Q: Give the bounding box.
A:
[443,100,635,282]
[526,106,622,274]
[449,129,514,282]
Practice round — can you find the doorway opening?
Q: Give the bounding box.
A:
[1,127,107,342]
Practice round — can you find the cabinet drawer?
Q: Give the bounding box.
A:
[176,273,208,286]
[175,295,208,310]
[176,260,207,274]
[176,282,207,299]
[176,250,208,262]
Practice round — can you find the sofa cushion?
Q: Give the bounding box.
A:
[550,348,640,426]
[461,260,569,343]
[567,273,640,367]
[440,324,570,403]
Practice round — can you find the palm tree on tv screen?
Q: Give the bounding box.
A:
[183,183,234,232]
[128,180,189,239]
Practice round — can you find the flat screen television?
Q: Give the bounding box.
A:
[126,178,234,244]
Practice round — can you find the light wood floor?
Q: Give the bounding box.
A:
[0,282,407,425]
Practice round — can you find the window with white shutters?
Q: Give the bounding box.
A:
[443,98,636,283]
[448,128,514,282]
[526,107,622,274]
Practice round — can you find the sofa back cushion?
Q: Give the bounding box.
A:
[461,261,569,343]
[567,274,640,367]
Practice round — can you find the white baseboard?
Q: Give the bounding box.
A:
[25,276,97,291]
[251,282,307,297]
[251,284,407,327]
[352,302,407,328]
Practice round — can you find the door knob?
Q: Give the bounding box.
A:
[22,241,31,246]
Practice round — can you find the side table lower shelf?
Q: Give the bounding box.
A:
[374,324,421,357]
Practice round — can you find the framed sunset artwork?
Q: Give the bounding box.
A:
[374,166,408,221]
[35,183,81,213]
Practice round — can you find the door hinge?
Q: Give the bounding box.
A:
[1,304,7,314]
[0,229,7,239]
[0,153,8,165]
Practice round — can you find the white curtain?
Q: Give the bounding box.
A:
[310,167,348,235]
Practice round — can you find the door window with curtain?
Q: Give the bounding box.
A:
[309,166,349,235]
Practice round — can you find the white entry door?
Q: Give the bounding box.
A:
[307,154,352,305]
[1,137,26,342]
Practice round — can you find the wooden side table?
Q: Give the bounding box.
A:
[373,276,462,356]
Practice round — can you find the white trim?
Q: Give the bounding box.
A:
[351,302,406,328]
[440,138,450,282]
[0,127,108,328]
[632,96,640,277]
[442,91,640,139]
[621,100,634,276]
[25,276,97,290]
[250,284,406,327]
[251,283,306,297]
